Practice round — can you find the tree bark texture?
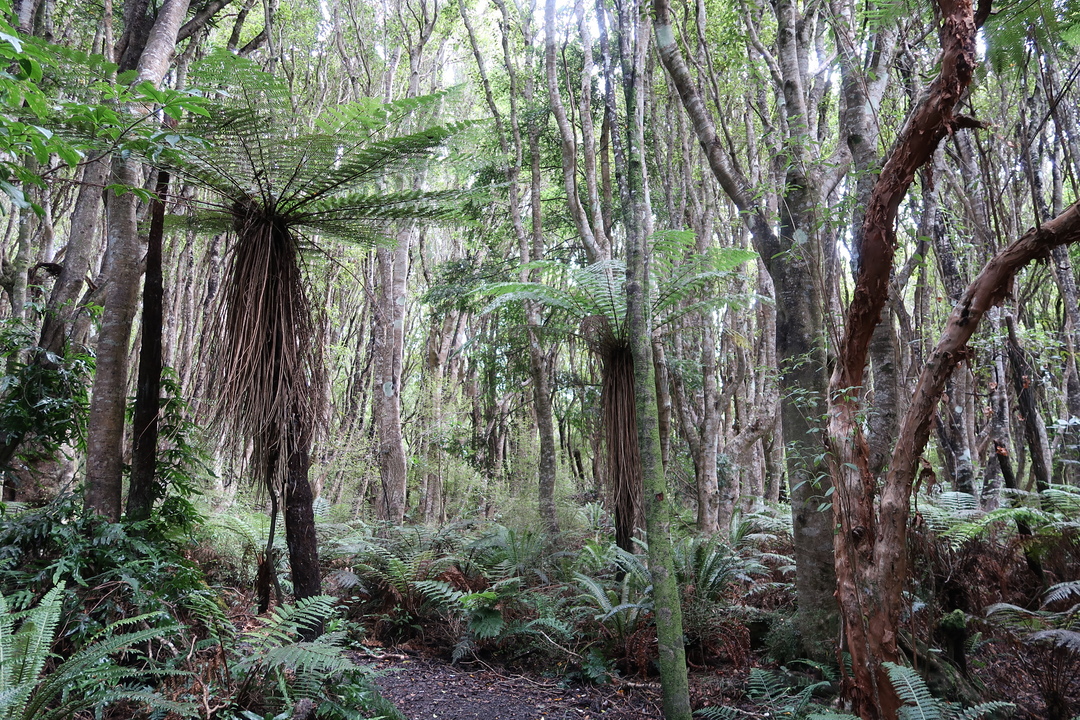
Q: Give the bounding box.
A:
[374,240,409,524]
[84,0,191,519]
[126,168,169,522]
[825,0,984,714]
[85,160,142,520]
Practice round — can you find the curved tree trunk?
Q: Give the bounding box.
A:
[824,0,989,713]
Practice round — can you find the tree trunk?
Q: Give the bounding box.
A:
[603,346,644,552]
[284,421,321,634]
[126,168,169,522]
[654,0,842,658]
[373,240,409,524]
[615,0,691,715]
[825,0,984,713]
[529,324,560,535]
[84,159,142,520]
[84,0,191,519]
[1005,315,1051,492]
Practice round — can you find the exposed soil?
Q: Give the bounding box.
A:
[367,654,664,720]
[362,647,758,720]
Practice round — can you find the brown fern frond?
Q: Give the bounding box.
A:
[208,202,326,498]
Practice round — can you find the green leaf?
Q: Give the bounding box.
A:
[0,32,22,53]
[0,180,30,209]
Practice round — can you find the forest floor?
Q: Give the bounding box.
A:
[364,644,1074,720]
[367,653,664,720]
[364,650,750,719]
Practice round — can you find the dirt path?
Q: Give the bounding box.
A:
[368,655,664,720]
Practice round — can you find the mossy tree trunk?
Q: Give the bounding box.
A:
[616,0,691,716]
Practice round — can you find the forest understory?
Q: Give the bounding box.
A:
[0,0,1078,714]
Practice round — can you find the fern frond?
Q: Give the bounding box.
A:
[573,573,615,614]
[950,701,1015,719]
[1042,485,1080,515]
[4,583,63,697]
[1027,629,1080,652]
[1044,581,1080,609]
[694,706,748,719]
[479,281,584,316]
[610,544,650,585]
[249,595,339,648]
[410,580,465,610]
[254,641,355,675]
[747,668,787,702]
[884,662,940,720]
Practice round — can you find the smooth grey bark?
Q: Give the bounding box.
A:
[84,0,191,520]
[85,159,142,520]
[373,241,409,524]
[39,158,109,357]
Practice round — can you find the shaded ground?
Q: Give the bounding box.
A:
[364,649,756,720]
[367,654,664,720]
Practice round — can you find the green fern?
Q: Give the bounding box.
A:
[673,535,766,602]
[1042,485,1080,515]
[886,662,939,720]
[745,667,829,717]
[228,595,358,711]
[0,583,195,720]
[163,60,470,249]
[883,662,1014,720]
[693,706,749,719]
[480,247,756,342]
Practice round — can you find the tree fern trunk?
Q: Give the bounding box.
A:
[127,169,169,522]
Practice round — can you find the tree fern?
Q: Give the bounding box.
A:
[153,51,472,548]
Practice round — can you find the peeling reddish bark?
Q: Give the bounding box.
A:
[835,197,1080,718]
[826,0,985,716]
